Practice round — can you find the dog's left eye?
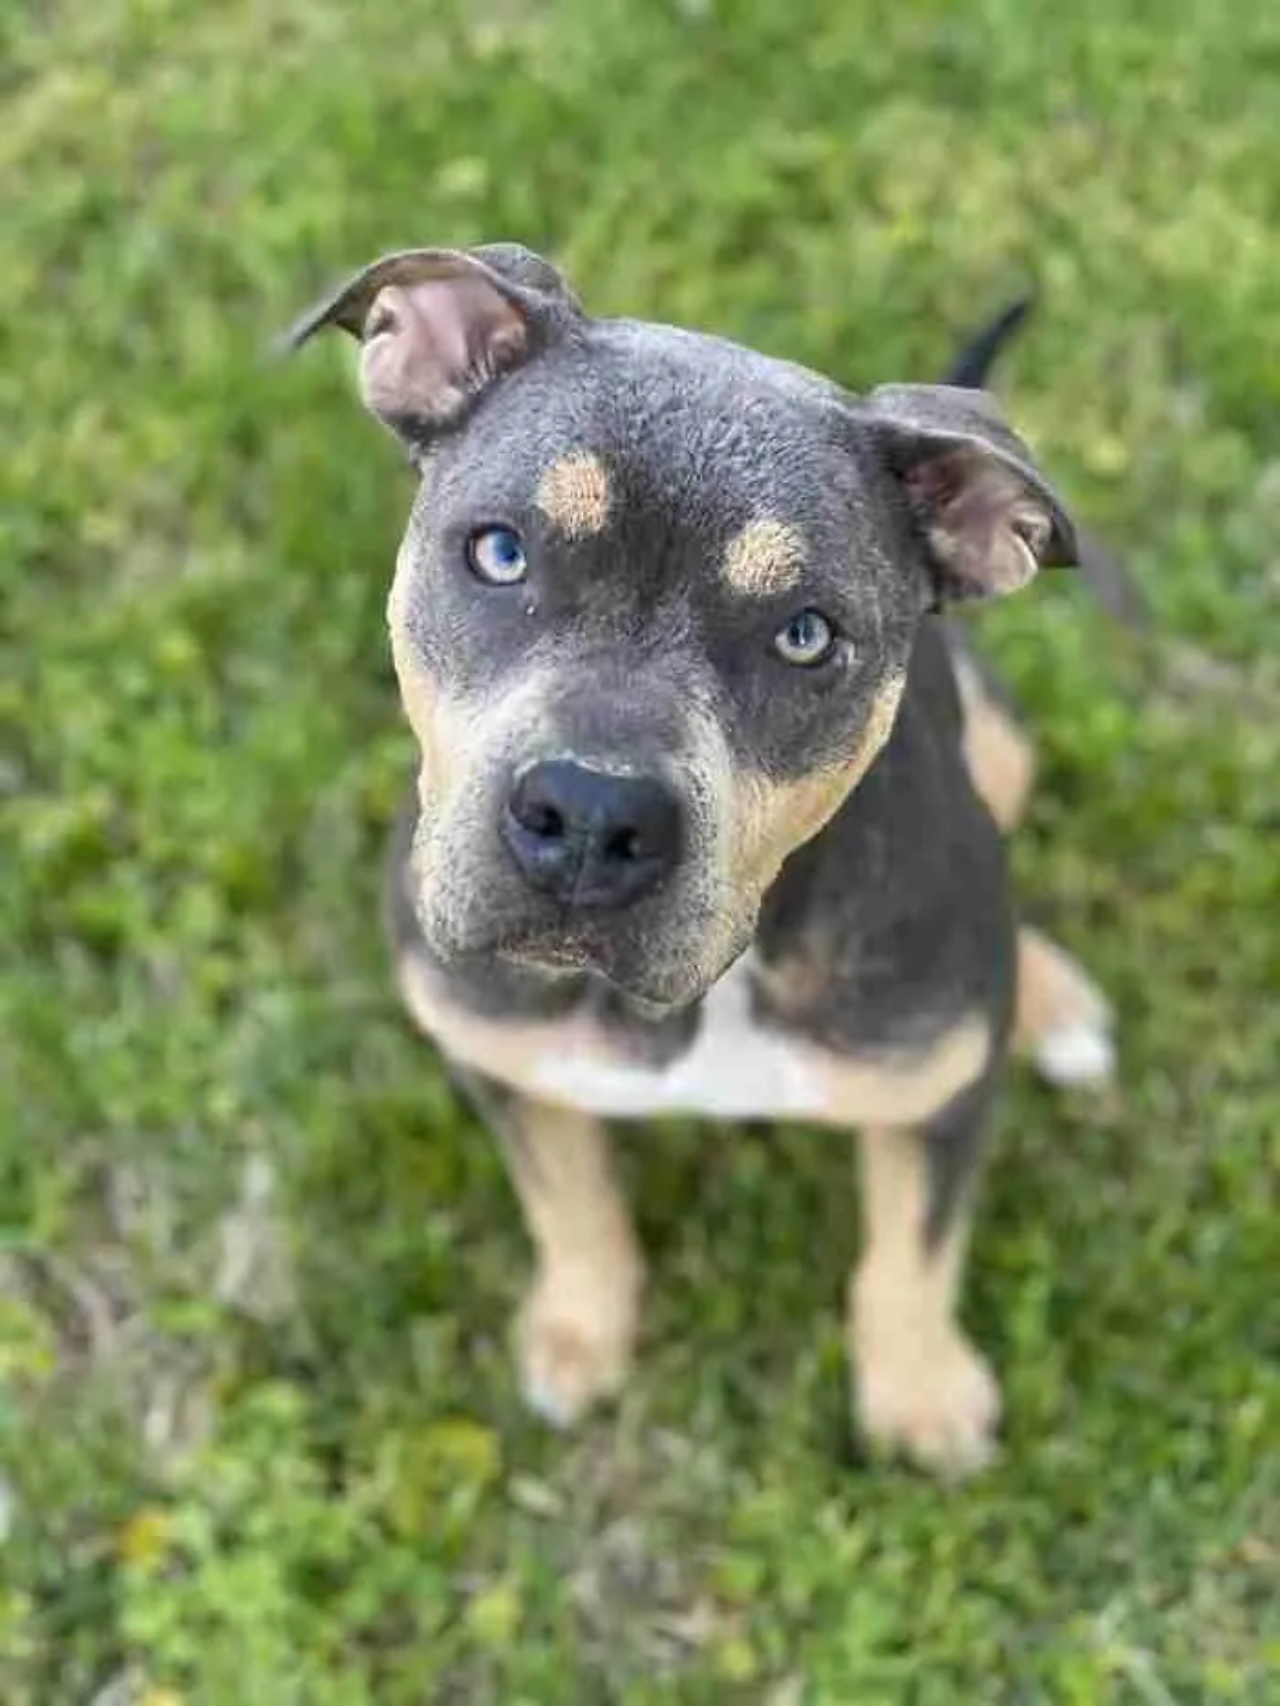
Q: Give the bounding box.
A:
[466,525,527,585]
[775,608,836,667]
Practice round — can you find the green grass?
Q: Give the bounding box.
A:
[4,0,1279,1700]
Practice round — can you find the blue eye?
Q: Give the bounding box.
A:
[466,525,527,585]
[775,608,836,667]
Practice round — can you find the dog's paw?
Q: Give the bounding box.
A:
[514,1267,640,1428]
[1033,1016,1116,1089]
[854,1328,1002,1479]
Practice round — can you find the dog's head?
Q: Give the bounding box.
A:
[291,244,1077,1009]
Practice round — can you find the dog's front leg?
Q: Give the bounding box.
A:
[453,1068,643,1426]
[849,1079,1000,1478]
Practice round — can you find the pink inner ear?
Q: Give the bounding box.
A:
[358,272,529,429]
[908,447,1047,597]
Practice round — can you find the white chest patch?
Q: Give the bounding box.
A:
[398,942,990,1130]
[529,953,826,1121]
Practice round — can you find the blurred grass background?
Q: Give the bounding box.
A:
[3,1,1278,1701]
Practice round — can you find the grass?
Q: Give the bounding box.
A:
[3,0,1279,1699]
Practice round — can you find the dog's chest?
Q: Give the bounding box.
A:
[398,951,828,1121]
[536,954,827,1119]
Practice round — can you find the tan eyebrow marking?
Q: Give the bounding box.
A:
[535,451,611,538]
[721,518,807,596]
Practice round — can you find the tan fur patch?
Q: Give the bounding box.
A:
[721,518,806,596]
[388,549,566,929]
[396,948,559,1088]
[410,1040,641,1426]
[386,610,475,855]
[849,1124,999,1475]
[730,671,907,894]
[535,451,611,538]
[1013,926,1111,1051]
[952,655,1035,832]
[808,1011,991,1129]
[505,1097,638,1272]
[511,1095,643,1425]
[386,543,448,789]
[855,1122,964,1306]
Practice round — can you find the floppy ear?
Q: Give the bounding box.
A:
[863,384,1078,604]
[285,243,581,442]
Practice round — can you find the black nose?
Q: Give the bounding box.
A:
[502,759,682,908]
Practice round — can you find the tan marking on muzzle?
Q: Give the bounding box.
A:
[386,555,461,809]
[721,518,806,596]
[535,451,611,538]
[388,549,556,935]
[731,670,907,893]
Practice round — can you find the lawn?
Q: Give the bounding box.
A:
[3,0,1278,1700]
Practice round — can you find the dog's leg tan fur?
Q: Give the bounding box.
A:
[953,654,1037,833]
[849,1119,1000,1476]
[1014,926,1115,1087]
[952,655,1116,1088]
[499,1093,643,1426]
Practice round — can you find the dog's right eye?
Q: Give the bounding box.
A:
[466,525,527,586]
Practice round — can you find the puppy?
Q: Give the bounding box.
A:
[291,245,1114,1475]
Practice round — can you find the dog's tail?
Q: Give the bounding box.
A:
[944,296,1147,629]
[943,295,1036,389]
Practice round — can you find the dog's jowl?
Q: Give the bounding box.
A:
[292,243,1116,1476]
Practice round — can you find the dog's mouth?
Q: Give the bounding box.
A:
[488,886,757,1012]
[410,887,727,1013]
[494,926,699,1012]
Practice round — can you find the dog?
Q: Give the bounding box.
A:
[289,244,1116,1477]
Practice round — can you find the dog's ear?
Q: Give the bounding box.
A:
[285,244,581,442]
[862,384,1078,604]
